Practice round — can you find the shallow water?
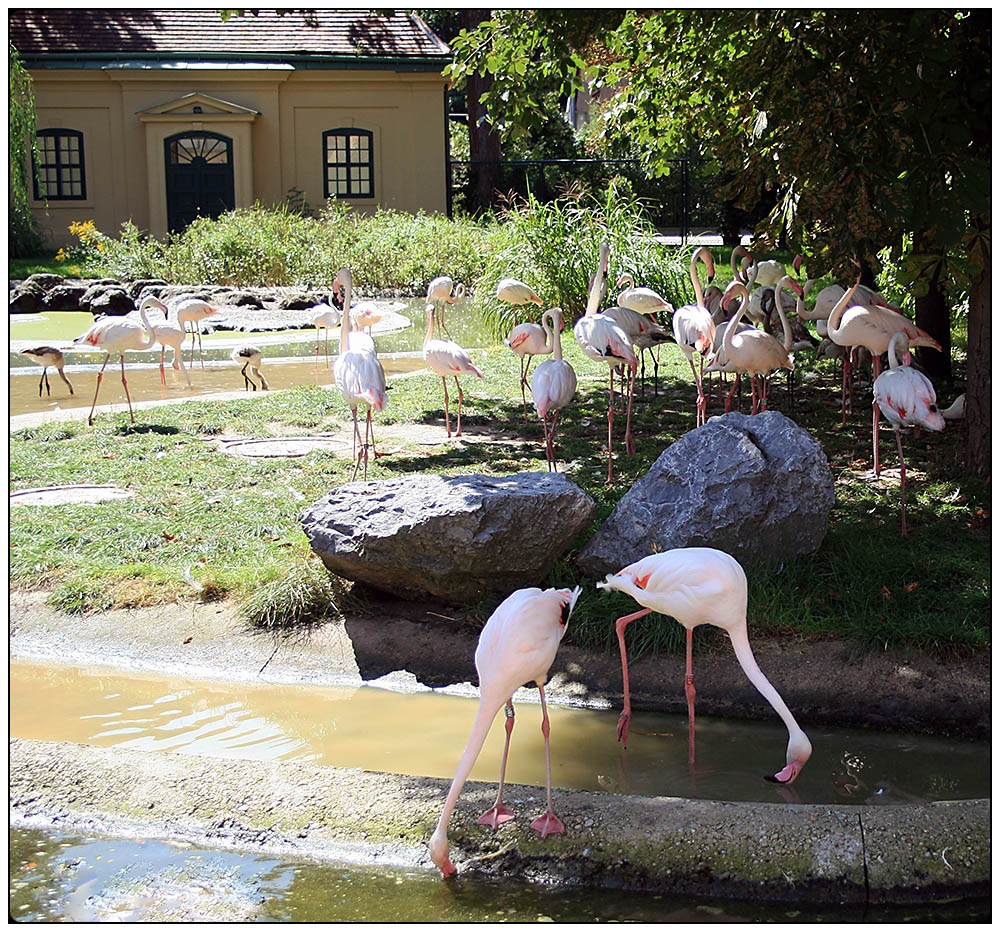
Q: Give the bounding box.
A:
[10,827,989,922]
[10,660,989,807]
[8,299,487,418]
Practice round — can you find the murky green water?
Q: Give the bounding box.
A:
[10,660,990,807]
[9,827,989,922]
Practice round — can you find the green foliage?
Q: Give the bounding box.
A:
[9,42,44,258]
[237,558,353,632]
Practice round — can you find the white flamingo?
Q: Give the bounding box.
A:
[428,585,582,878]
[137,295,191,388]
[573,240,638,483]
[600,303,673,397]
[422,304,483,438]
[426,275,466,337]
[598,547,812,783]
[873,331,947,536]
[73,304,157,425]
[614,273,672,316]
[531,307,577,471]
[504,320,553,423]
[310,291,342,361]
[671,246,717,426]
[332,268,387,479]
[22,346,74,397]
[496,277,543,308]
[231,345,268,391]
[174,297,220,368]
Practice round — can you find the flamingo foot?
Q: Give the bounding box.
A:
[477,804,515,828]
[530,811,565,839]
[765,760,805,785]
[616,711,632,747]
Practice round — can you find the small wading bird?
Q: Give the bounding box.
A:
[332,268,387,479]
[428,585,582,878]
[598,548,812,784]
[310,290,342,362]
[573,241,638,483]
[500,277,548,421]
[22,346,74,397]
[426,275,466,337]
[231,345,268,391]
[422,303,483,438]
[137,295,192,388]
[530,307,577,471]
[174,297,220,368]
[873,331,947,536]
[671,246,717,427]
[614,272,673,317]
[74,303,157,425]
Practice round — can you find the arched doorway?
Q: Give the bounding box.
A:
[164,131,235,232]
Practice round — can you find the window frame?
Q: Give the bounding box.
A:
[33,128,87,201]
[322,128,374,200]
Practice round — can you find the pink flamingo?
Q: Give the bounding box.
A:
[332,268,387,479]
[22,346,74,397]
[614,273,672,316]
[827,277,941,476]
[671,246,717,426]
[500,278,548,421]
[530,307,577,471]
[74,304,157,425]
[422,304,483,438]
[174,297,220,368]
[310,291,342,362]
[597,548,812,783]
[426,275,465,337]
[137,296,192,388]
[428,585,582,878]
[873,331,947,536]
[573,241,638,483]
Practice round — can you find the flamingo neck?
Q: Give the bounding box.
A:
[136,305,157,350]
[338,274,354,353]
[773,280,794,350]
[585,243,610,317]
[544,309,562,361]
[423,306,436,349]
[887,331,910,369]
[827,278,862,337]
[689,250,705,308]
[722,284,749,353]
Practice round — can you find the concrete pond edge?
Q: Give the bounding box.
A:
[9,737,989,906]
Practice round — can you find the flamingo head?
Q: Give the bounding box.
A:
[615,272,634,291]
[792,253,804,275]
[765,731,812,784]
[722,281,747,308]
[698,247,716,283]
[428,829,456,878]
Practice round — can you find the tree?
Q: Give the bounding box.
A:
[447,10,990,475]
[9,42,44,257]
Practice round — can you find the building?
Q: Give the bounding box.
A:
[9,9,452,248]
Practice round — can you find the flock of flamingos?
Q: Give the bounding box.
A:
[19,241,964,877]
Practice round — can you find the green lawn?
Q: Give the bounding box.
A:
[9,336,989,657]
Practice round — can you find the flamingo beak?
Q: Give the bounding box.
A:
[765,759,805,784]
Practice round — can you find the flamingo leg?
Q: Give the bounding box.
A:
[606,368,616,483]
[530,684,565,839]
[350,408,362,480]
[159,348,167,386]
[59,368,75,395]
[175,349,192,388]
[872,355,883,477]
[548,410,560,472]
[686,355,703,426]
[623,363,637,456]
[519,356,530,424]
[87,353,112,425]
[197,328,205,368]
[441,376,452,437]
[478,700,517,828]
[614,607,654,747]
[455,377,465,437]
[241,362,255,391]
[840,355,850,427]
[685,627,697,768]
[724,374,739,413]
[119,354,136,423]
[895,427,909,536]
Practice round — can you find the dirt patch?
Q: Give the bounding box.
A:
[10,485,135,507]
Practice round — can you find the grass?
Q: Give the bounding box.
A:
[10,255,86,279]
[9,327,989,659]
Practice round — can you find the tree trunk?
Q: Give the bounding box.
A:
[914,257,952,382]
[462,9,503,213]
[964,240,990,477]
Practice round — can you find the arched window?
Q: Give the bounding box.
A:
[33,129,86,200]
[323,128,374,199]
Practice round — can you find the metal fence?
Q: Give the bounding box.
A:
[446,157,726,240]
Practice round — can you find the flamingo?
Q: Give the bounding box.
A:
[711,277,799,415]
[504,320,553,424]
[422,304,483,438]
[671,246,717,426]
[426,275,465,337]
[573,241,638,483]
[332,268,387,479]
[174,297,220,368]
[73,303,157,425]
[231,345,268,391]
[530,307,577,471]
[746,255,786,288]
[826,277,941,476]
[310,291,342,361]
[600,304,673,398]
[351,302,383,335]
[137,296,192,389]
[22,346,74,397]
[428,584,582,878]
[614,273,673,316]
[597,548,812,783]
[496,277,543,308]
[873,331,947,536]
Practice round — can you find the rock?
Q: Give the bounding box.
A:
[127,279,169,300]
[41,283,89,310]
[23,273,65,291]
[301,472,596,603]
[225,290,265,308]
[82,285,135,316]
[277,291,321,310]
[576,411,835,576]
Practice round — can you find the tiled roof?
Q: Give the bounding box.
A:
[8,9,450,60]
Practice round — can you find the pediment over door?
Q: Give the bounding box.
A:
[138,92,260,123]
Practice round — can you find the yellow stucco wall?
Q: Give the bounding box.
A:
[28,65,448,248]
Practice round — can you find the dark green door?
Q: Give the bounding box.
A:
[165,131,235,233]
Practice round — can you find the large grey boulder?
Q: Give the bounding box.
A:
[302,472,596,603]
[576,411,835,576]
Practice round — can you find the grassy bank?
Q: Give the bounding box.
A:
[9,334,989,658]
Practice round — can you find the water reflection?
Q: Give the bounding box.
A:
[10,660,989,807]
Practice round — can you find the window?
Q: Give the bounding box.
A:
[167,132,231,166]
[323,129,374,198]
[33,129,86,200]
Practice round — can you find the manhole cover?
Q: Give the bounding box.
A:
[220,437,351,458]
[10,485,135,506]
